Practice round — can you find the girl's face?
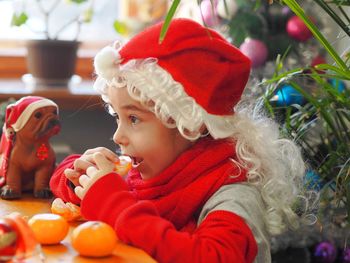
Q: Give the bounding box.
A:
[106,87,193,180]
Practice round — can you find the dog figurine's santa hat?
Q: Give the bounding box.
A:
[0,96,60,199]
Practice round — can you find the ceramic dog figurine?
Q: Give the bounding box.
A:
[0,96,60,199]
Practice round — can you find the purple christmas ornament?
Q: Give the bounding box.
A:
[239,38,268,68]
[282,6,292,16]
[341,247,350,263]
[313,241,337,263]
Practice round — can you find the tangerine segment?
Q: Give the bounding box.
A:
[71,221,118,258]
[28,213,69,245]
[51,198,82,222]
[114,156,132,177]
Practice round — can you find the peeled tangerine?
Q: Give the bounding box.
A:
[71,221,118,258]
[114,156,132,177]
[28,213,69,245]
[51,198,83,222]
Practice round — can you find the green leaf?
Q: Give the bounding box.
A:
[159,0,180,43]
[11,12,28,27]
[329,0,350,5]
[314,64,350,80]
[113,20,129,36]
[67,0,88,4]
[82,8,93,23]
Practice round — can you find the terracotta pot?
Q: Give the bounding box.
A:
[26,40,80,88]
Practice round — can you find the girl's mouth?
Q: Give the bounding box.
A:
[130,156,144,168]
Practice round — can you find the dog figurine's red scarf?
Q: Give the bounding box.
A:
[0,96,60,199]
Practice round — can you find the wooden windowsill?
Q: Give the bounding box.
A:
[0,53,94,79]
[0,79,104,111]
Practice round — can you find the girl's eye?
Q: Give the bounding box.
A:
[129,115,140,125]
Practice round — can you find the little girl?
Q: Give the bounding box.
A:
[50,18,308,263]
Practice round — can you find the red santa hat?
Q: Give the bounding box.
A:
[93,18,251,140]
[4,96,58,138]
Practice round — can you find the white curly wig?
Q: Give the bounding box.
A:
[93,44,317,236]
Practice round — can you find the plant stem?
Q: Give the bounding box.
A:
[36,0,50,39]
[338,5,350,25]
[53,15,81,40]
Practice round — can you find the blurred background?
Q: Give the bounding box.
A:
[0,1,349,262]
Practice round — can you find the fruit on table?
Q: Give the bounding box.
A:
[2,213,39,260]
[71,221,118,257]
[51,198,82,222]
[28,213,69,245]
[0,218,18,259]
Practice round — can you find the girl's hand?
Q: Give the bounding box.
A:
[74,147,119,172]
[64,168,81,186]
[75,152,115,199]
[64,147,119,187]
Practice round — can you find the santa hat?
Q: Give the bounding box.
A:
[93,18,251,140]
[4,96,58,138]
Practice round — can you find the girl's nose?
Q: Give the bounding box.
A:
[113,126,128,146]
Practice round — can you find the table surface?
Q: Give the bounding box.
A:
[0,195,156,263]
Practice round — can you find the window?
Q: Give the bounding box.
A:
[0,0,120,45]
[0,0,170,80]
[0,0,123,79]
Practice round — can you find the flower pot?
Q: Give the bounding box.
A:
[25,40,80,89]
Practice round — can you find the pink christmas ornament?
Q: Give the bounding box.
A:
[239,38,268,68]
[200,0,219,27]
[286,15,313,42]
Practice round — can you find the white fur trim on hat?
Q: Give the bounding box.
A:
[93,56,238,141]
[11,99,58,132]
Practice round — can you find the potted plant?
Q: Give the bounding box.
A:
[11,0,94,88]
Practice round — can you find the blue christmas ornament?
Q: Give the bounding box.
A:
[304,170,323,191]
[328,79,347,93]
[275,84,305,106]
[313,241,337,263]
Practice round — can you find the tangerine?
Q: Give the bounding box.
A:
[71,221,117,257]
[28,213,69,245]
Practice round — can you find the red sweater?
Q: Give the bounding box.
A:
[50,139,258,263]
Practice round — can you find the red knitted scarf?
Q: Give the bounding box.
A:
[126,138,246,230]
